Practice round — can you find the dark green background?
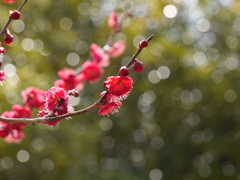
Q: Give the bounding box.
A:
[0,0,240,179]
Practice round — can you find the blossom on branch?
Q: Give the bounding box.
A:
[0,105,31,143]
[104,76,133,98]
[38,87,74,126]
[54,68,84,91]
[107,40,126,58]
[22,87,45,109]
[90,44,110,67]
[98,102,122,117]
[81,61,104,83]
[108,12,118,29]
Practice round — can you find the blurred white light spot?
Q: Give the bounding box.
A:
[150,43,163,56]
[1,157,14,169]
[41,159,54,171]
[90,8,103,21]
[194,52,207,66]
[151,136,164,150]
[134,5,148,18]
[17,150,30,163]
[133,35,145,48]
[187,113,200,126]
[4,64,16,77]
[149,169,163,180]
[6,91,18,104]
[68,96,80,106]
[31,138,45,152]
[131,149,146,167]
[66,52,80,66]
[225,57,238,70]
[99,118,113,131]
[221,163,235,176]
[190,89,202,102]
[33,19,45,32]
[133,130,147,143]
[72,123,86,136]
[191,130,202,144]
[163,5,178,18]
[226,35,239,49]
[188,6,202,19]
[6,74,19,86]
[158,66,170,79]
[201,153,213,165]
[102,136,115,149]
[224,89,237,102]
[77,2,90,15]
[33,39,44,52]
[199,165,211,177]
[21,38,34,51]
[60,17,73,30]
[148,70,161,84]
[12,20,25,33]
[171,87,182,100]
[142,90,156,104]
[211,70,224,83]
[197,19,211,32]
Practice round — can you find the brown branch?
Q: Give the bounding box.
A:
[0,34,154,124]
[0,0,28,36]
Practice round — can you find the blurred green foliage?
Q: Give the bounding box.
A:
[1,0,240,179]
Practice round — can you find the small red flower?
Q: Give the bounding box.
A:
[81,61,104,83]
[3,0,17,4]
[108,12,118,29]
[55,68,84,91]
[98,102,122,117]
[38,87,74,126]
[107,40,126,58]
[22,87,45,109]
[44,87,68,111]
[58,68,76,81]
[104,76,133,97]
[90,44,110,67]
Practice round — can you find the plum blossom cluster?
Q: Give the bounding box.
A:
[0,0,153,145]
[37,87,75,126]
[0,86,78,143]
[0,88,45,143]
[54,12,126,92]
[0,105,31,143]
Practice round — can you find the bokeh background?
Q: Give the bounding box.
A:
[0,0,240,179]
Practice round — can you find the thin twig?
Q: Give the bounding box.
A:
[0,0,28,36]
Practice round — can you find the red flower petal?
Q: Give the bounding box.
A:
[98,102,122,116]
[105,76,133,97]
